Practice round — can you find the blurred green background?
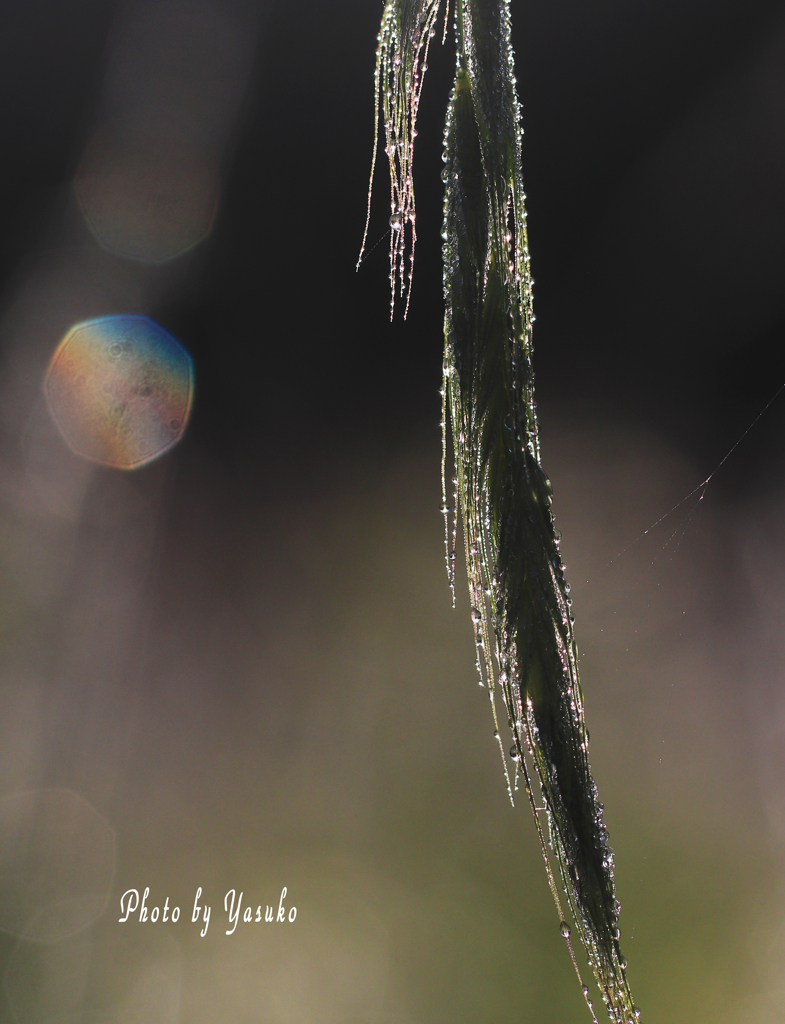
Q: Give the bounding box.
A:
[1,1,785,1021]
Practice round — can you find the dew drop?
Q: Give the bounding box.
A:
[509,746,520,762]
[559,921,571,938]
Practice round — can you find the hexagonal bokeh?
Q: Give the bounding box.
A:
[74,122,220,264]
[44,315,194,469]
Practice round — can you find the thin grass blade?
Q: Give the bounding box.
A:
[358,0,447,317]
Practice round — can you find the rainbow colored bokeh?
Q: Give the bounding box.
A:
[44,315,193,469]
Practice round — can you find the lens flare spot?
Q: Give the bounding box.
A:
[74,122,220,263]
[44,315,194,469]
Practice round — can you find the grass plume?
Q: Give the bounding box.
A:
[364,1,643,1021]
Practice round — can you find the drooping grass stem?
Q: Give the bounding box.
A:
[364,3,642,1020]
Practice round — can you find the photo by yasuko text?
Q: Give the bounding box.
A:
[118,886,297,936]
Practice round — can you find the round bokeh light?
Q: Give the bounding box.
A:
[74,122,220,263]
[44,315,193,469]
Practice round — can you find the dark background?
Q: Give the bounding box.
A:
[3,0,785,479]
[1,2,785,1022]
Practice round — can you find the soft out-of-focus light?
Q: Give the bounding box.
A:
[0,789,115,942]
[4,928,92,1023]
[5,920,181,1024]
[71,0,255,265]
[74,121,220,263]
[44,315,193,470]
